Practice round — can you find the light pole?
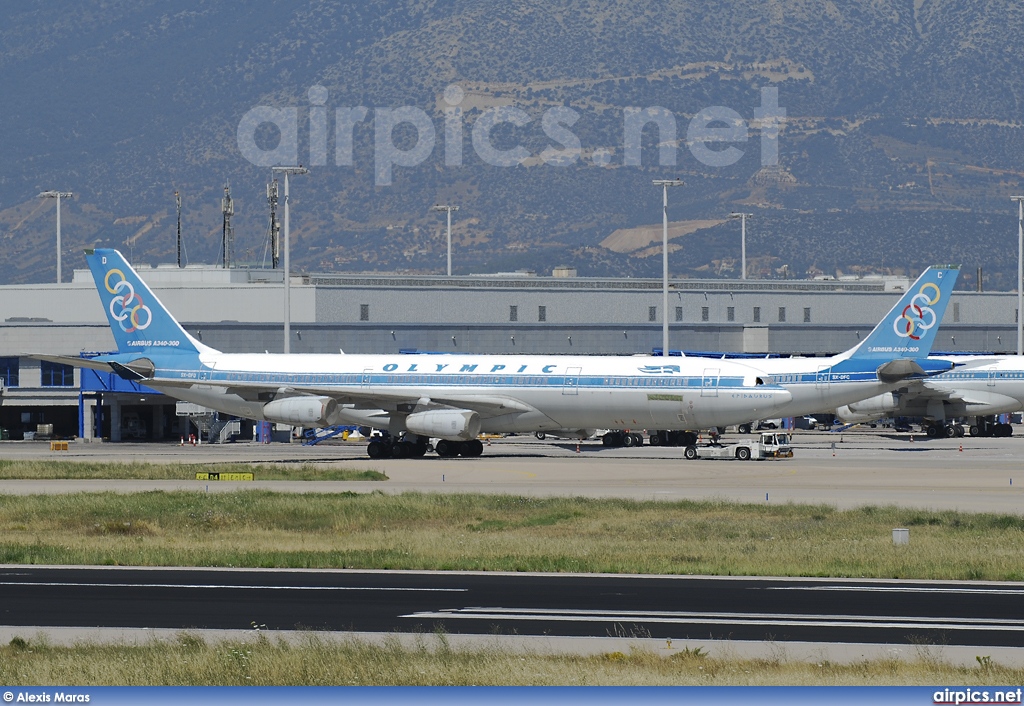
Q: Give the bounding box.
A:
[1014,196,1024,355]
[652,179,683,357]
[729,212,753,280]
[38,190,73,283]
[431,204,459,276]
[272,166,308,354]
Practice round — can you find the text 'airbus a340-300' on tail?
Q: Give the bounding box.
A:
[32,251,957,459]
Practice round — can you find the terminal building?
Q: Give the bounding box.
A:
[0,262,1016,441]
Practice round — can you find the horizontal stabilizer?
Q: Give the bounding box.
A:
[29,354,115,373]
[876,358,953,384]
[109,361,149,382]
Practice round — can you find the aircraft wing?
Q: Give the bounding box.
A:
[146,377,539,418]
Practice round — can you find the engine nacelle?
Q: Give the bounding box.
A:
[844,392,899,416]
[262,396,339,427]
[835,406,881,424]
[406,409,481,441]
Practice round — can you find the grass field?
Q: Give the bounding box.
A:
[0,459,386,482]
[0,489,1022,579]
[1,632,1020,686]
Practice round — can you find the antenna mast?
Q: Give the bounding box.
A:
[175,191,182,268]
[267,179,280,268]
[221,184,234,269]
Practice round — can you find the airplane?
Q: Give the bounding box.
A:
[38,249,796,458]
[34,250,957,459]
[640,264,962,444]
[835,354,1024,438]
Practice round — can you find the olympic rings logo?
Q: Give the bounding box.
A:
[104,268,152,332]
[892,282,941,340]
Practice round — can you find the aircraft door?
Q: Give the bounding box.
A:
[816,365,830,390]
[701,368,720,397]
[362,368,373,386]
[988,369,997,387]
[562,367,581,396]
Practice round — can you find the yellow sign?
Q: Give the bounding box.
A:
[195,472,254,481]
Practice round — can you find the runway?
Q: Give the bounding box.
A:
[3,566,1023,648]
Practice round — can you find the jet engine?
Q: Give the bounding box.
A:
[262,396,339,426]
[835,392,899,423]
[405,409,481,441]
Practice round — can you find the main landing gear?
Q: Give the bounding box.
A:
[601,430,700,447]
[967,416,1014,438]
[365,437,484,459]
[924,422,965,438]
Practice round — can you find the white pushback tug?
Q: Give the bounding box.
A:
[682,431,793,461]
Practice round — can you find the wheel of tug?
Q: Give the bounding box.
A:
[463,439,484,457]
[736,446,751,461]
[683,446,698,460]
[367,440,389,459]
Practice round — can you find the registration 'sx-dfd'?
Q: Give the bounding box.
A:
[35,250,955,459]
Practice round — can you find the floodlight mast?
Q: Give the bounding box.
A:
[652,179,683,357]
[38,190,73,283]
[271,166,308,354]
[175,191,182,268]
[729,212,753,280]
[431,204,459,276]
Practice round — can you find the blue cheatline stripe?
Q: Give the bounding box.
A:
[151,367,888,390]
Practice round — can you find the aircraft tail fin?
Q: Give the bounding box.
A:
[847,265,960,360]
[85,248,215,357]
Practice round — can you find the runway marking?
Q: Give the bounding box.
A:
[0,581,466,592]
[401,607,1024,632]
[767,585,1024,596]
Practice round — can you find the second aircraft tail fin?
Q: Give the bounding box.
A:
[846,265,960,361]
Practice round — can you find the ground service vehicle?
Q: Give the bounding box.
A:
[683,432,793,461]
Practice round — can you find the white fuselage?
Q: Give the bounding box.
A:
[146,351,793,432]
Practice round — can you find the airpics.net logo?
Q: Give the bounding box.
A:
[236,85,786,185]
